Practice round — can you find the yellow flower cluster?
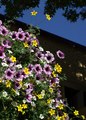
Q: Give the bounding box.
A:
[52,71,57,77]
[37,90,45,99]
[37,94,43,99]
[73,110,79,116]
[48,109,55,116]
[5,80,11,88]
[0,79,2,83]
[10,56,16,62]
[47,98,52,104]
[17,104,28,114]
[23,67,30,75]
[54,64,62,73]
[49,87,53,94]
[31,10,52,21]
[32,40,38,47]
[56,113,68,120]
[46,14,52,20]
[57,104,64,110]
[23,42,29,48]
[31,10,38,16]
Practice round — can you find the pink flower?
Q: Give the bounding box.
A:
[0,52,5,59]
[26,94,32,103]
[5,68,14,80]
[34,64,42,74]
[0,46,4,52]
[43,64,52,75]
[56,50,65,59]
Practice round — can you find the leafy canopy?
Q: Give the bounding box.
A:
[0,0,86,22]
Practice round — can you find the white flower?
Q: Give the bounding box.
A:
[39,47,44,51]
[31,49,34,53]
[41,90,45,96]
[39,114,44,119]
[24,83,29,88]
[32,96,37,101]
[8,50,13,54]
[16,64,22,69]
[2,91,8,97]
[1,62,8,67]
[15,90,20,96]
[31,102,36,107]
[23,99,26,103]
[36,80,41,84]
[29,74,34,77]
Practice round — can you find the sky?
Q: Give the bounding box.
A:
[0,1,86,47]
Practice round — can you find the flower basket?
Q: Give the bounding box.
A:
[0,20,85,120]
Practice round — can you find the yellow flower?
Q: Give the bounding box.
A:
[17,105,23,112]
[6,80,11,88]
[52,71,57,77]
[56,116,62,120]
[37,94,43,99]
[23,42,29,48]
[23,67,30,75]
[0,79,2,83]
[22,104,28,109]
[49,87,53,94]
[31,10,38,16]
[19,81,22,87]
[32,40,38,47]
[47,99,52,104]
[48,109,55,116]
[81,115,85,119]
[46,14,51,20]
[63,112,67,118]
[10,56,16,62]
[58,104,64,110]
[73,110,79,116]
[22,111,25,115]
[54,64,62,73]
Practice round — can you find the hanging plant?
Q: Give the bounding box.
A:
[0,20,85,120]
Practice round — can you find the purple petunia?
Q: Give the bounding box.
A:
[11,32,17,40]
[21,71,28,79]
[15,71,23,81]
[25,32,30,40]
[56,50,65,59]
[43,64,52,75]
[34,64,42,74]
[6,58,14,66]
[35,74,42,81]
[17,31,25,41]
[50,77,59,86]
[0,46,4,52]
[0,51,5,59]
[5,68,14,80]
[0,26,8,36]
[26,84,33,94]
[28,64,33,72]
[15,82,21,89]
[36,51,44,60]
[26,94,32,103]
[2,40,12,48]
[45,51,55,63]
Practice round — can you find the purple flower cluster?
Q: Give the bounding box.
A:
[0,20,74,120]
